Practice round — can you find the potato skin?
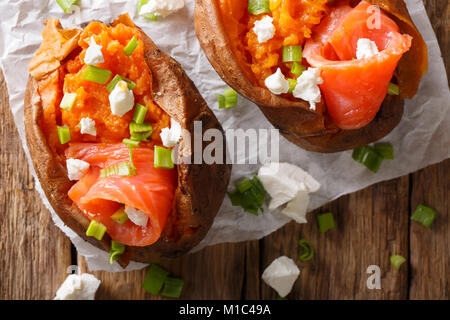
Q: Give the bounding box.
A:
[194,0,427,153]
[25,23,231,264]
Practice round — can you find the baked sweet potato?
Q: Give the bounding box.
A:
[25,14,231,266]
[195,0,428,152]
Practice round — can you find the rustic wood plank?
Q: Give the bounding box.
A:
[260,176,410,300]
[0,71,73,299]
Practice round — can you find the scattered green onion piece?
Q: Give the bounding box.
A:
[138,0,158,21]
[86,220,107,241]
[154,145,174,169]
[132,104,148,124]
[390,255,406,270]
[388,82,399,95]
[106,74,136,92]
[228,191,243,206]
[110,207,128,225]
[83,65,112,85]
[283,46,303,63]
[248,0,271,15]
[352,145,384,173]
[411,204,437,228]
[131,131,152,141]
[142,264,169,295]
[109,240,125,265]
[298,238,314,261]
[291,62,306,76]
[57,125,71,144]
[128,146,136,170]
[374,144,394,160]
[100,162,136,178]
[236,178,253,194]
[224,88,238,108]
[317,212,335,234]
[130,122,153,134]
[56,0,79,14]
[124,36,139,56]
[216,94,226,109]
[123,138,140,148]
[161,277,184,298]
[60,92,77,111]
[228,175,266,215]
[288,79,297,94]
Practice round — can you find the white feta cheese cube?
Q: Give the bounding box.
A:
[54,273,101,300]
[140,0,185,18]
[253,16,275,43]
[293,67,323,111]
[125,206,149,227]
[160,118,182,148]
[281,189,310,224]
[109,80,135,117]
[79,117,97,136]
[262,256,300,298]
[356,38,379,60]
[264,68,290,95]
[66,158,90,181]
[84,37,104,66]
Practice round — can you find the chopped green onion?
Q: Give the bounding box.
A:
[228,175,266,215]
[130,122,153,134]
[291,62,306,76]
[224,88,238,108]
[56,0,79,14]
[100,162,136,178]
[288,79,297,94]
[161,277,184,298]
[298,238,314,261]
[86,220,107,241]
[411,204,437,228]
[57,125,71,144]
[142,264,169,295]
[110,207,128,225]
[154,145,174,169]
[390,255,406,270]
[124,36,138,56]
[236,178,253,194]
[109,240,125,265]
[388,82,399,95]
[216,94,226,109]
[83,65,112,85]
[123,138,140,148]
[60,92,77,111]
[106,74,136,92]
[248,0,271,15]
[317,212,335,234]
[352,145,384,173]
[132,104,148,124]
[131,131,152,141]
[283,46,303,63]
[374,144,394,160]
[138,0,158,21]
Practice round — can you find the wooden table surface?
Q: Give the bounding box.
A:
[0,0,448,300]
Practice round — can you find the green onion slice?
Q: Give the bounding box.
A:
[224,88,238,108]
[106,74,136,92]
[138,0,158,21]
[60,92,77,111]
[133,104,148,124]
[352,145,384,173]
[154,145,174,169]
[248,0,271,15]
[110,207,129,225]
[83,65,112,85]
[317,212,335,234]
[86,220,107,241]
[298,238,314,261]
[291,62,306,76]
[161,277,184,298]
[57,125,71,144]
[237,178,253,194]
[124,36,139,56]
[131,131,152,142]
[411,204,437,228]
[228,175,266,215]
[288,79,297,94]
[142,264,169,295]
[216,94,226,109]
[109,240,125,265]
[130,122,153,134]
[390,255,406,270]
[56,0,79,14]
[374,144,394,160]
[283,46,303,63]
[123,138,140,148]
[100,162,136,178]
[388,82,399,95]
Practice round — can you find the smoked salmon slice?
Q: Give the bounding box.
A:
[66,143,177,247]
[303,1,412,130]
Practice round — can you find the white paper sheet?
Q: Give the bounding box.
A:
[0,0,448,271]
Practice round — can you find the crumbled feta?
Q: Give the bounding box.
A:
[79,117,96,136]
[54,273,101,300]
[253,16,275,43]
[281,189,309,224]
[262,256,300,298]
[109,80,135,117]
[140,0,185,18]
[264,68,290,95]
[125,206,149,227]
[66,158,90,181]
[356,38,379,60]
[292,67,323,111]
[84,37,104,66]
[160,118,182,148]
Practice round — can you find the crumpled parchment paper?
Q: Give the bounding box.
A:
[0,0,448,271]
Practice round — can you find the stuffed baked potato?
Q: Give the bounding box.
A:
[25,14,231,266]
[195,0,428,152]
